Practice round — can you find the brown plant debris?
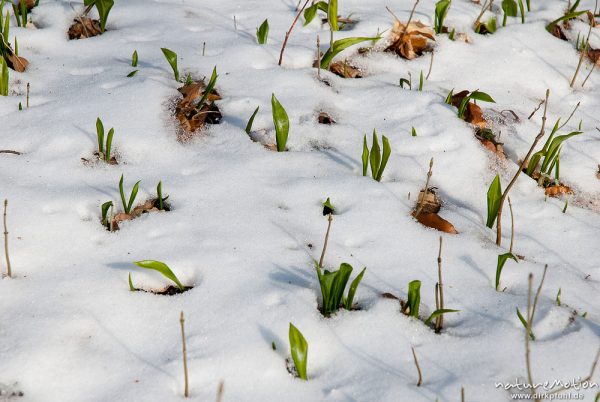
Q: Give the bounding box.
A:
[386,20,435,60]
[451,90,487,128]
[175,80,222,138]
[109,199,169,231]
[587,48,600,65]
[412,189,458,234]
[1,39,29,72]
[329,60,362,78]
[19,0,36,9]
[318,112,335,125]
[68,17,102,40]
[81,152,118,166]
[475,128,505,158]
[544,184,572,197]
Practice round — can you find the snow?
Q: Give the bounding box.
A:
[1,0,599,401]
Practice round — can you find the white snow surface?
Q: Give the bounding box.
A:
[1,0,600,401]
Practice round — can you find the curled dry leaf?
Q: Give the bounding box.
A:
[68,17,102,40]
[18,0,36,9]
[386,20,435,60]
[110,199,168,231]
[6,53,28,73]
[587,11,597,27]
[586,48,600,65]
[550,24,568,40]
[452,90,487,128]
[412,211,458,234]
[544,185,572,197]
[175,80,222,138]
[329,60,362,78]
[318,112,335,124]
[475,128,505,158]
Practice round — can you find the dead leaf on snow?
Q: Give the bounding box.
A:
[586,48,600,65]
[475,128,505,158]
[68,17,102,40]
[416,189,441,214]
[175,80,222,138]
[19,0,36,9]
[318,112,335,124]
[412,211,458,234]
[545,185,572,197]
[6,53,29,72]
[451,90,487,128]
[386,20,435,60]
[329,60,362,78]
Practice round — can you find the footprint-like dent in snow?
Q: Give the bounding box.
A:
[101,81,126,90]
[69,67,104,76]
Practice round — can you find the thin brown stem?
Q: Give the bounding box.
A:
[557,101,580,130]
[528,99,544,120]
[570,25,592,87]
[414,158,433,218]
[525,274,536,401]
[0,150,21,155]
[435,236,444,333]
[411,346,423,386]
[216,381,225,402]
[496,89,549,246]
[26,82,29,108]
[529,264,548,327]
[318,213,333,268]
[508,196,514,254]
[461,387,465,402]
[581,62,596,88]
[316,35,321,79]
[278,0,311,66]
[474,0,493,29]
[425,51,434,80]
[3,199,11,278]
[547,347,600,395]
[180,311,189,398]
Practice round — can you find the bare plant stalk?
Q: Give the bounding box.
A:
[528,99,544,120]
[461,387,465,402]
[318,213,333,268]
[233,15,237,31]
[411,346,423,386]
[180,311,189,398]
[474,0,493,28]
[525,274,537,401]
[278,0,311,66]
[216,381,224,402]
[529,264,548,326]
[558,101,580,130]
[581,62,596,88]
[414,158,434,218]
[202,42,206,57]
[508,196,514,254]
[570,26,592,87]
[26,83,29,108]
[435,236,444,333]
[496,89,550,246]
[316,35,321,79]
[3,199,11,278]
[547,347,600,396]
[426,51,434,80]
[435,283,440,310]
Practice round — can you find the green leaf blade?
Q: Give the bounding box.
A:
[133,260,185,290]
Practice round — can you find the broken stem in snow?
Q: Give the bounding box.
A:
[435,236,444,333]
[414,158,434,219]
[3,199,11,278]
[278,0,311,66]
[508,196,514,254]
[496,89,549,246]
[318,213,333,268]
[525,274,536,401]
[317,35,321,79]
[557,101,580,130]
[411,346,423,386]
[426,51,434,80]
[180,311,189,398]
[216,381,225,402]
[570,26,592,87]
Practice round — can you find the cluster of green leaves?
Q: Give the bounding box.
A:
[271,93,289,152]
[196,66,218,111]
[546,0,588,34]
[96,117,114,163]
[129,260,185,291]
[11,0,28,28]
[525,120,582,185]
[362,129,391,182]
[289,323,308,380]
[316,262,366,315]
[402,279,459,324]
[127,50,138,77]
[161,48,179,82]
[446,89,495,120]
[320,36,381,69]
[119,174,140,214]
[256,19,269,44]
[304,1,341,29]
[434,0,451,34]
[84,0,114,32]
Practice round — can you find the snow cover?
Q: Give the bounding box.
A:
[1,0,599,401]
